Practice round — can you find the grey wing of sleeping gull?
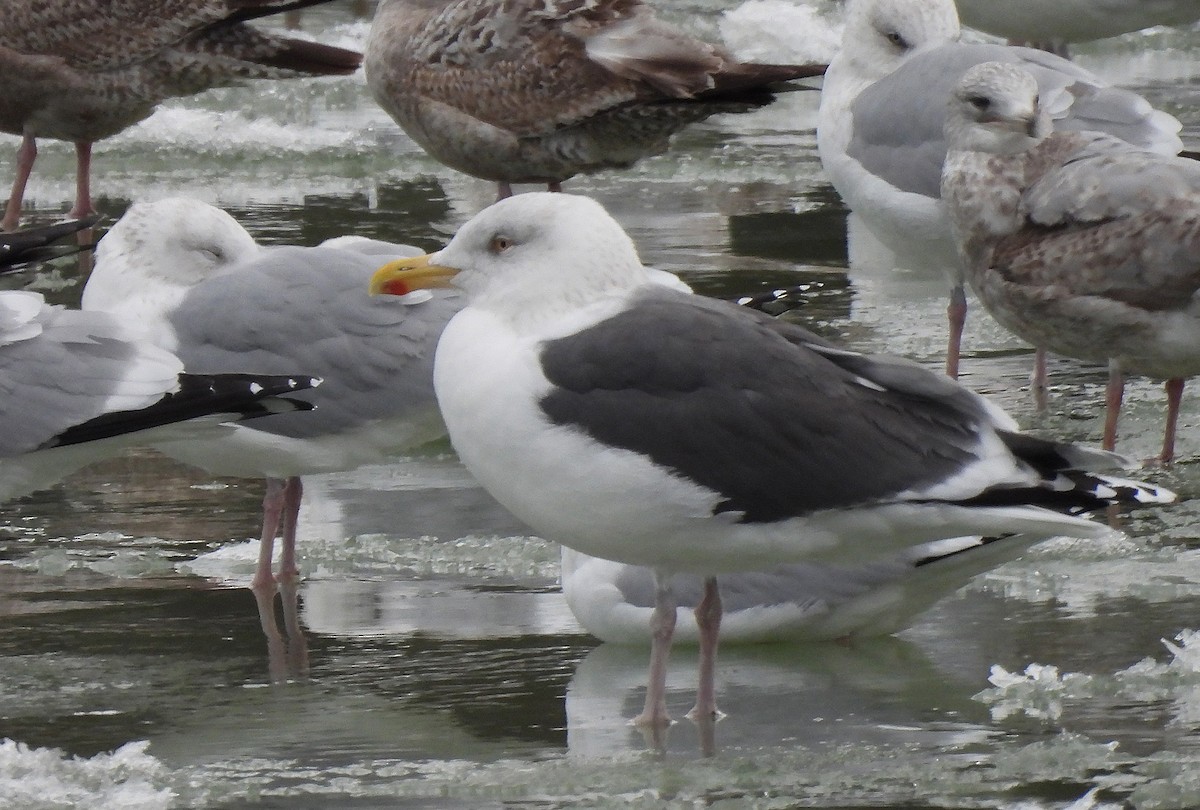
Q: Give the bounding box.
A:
[0,289,317,502]
[364,0,826,200]
[561,532,1047,645]
[0,0,362,231]
[817,0,1183,378]
[941,63,1200,463]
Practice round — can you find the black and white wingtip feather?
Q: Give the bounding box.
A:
[39,372,321,451]
[0,216,101,272]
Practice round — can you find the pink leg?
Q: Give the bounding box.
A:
[1103,361,1124,452]
[67,141,95,220]
[251,477,287,590]
[277,476,304,584]
[1161,378,1185,465]
[686,576,723,722]
[632,572,676,727]
[3,134,36,231]
[496,182,513,200]
[946,284,967,379]
[1032,348,1048,411]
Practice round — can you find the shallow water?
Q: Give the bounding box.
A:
[2,3,1200,808]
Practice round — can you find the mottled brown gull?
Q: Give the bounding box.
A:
[369,192,1173,728]
[817,0,1183,379]
[364,0,826,199]
[0,0,363,231]
[942,62,1200,463]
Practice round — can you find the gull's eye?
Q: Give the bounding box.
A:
[967,95,991,111]
[489,235,514,253]
[884,29,908,49]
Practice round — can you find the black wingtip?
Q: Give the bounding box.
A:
[40,373,321,451]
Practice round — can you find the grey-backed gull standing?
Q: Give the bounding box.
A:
[817,0,1183,378]
[942,62,1200,464]
[82,197,461,590]
[368,192,1174,726]
[0,0,362,231]
[364,0,826,199]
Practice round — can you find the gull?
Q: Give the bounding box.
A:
[942,61,1200,464]
[0,288,317,503]
[817,0,1182,378]
[364,0,826,199]
[82,197,461,590]
[368,192,1174,726]
[0,0,363,231]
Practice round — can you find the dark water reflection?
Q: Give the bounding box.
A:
[2,2,1200,807]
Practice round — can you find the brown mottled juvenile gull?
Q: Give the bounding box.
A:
[82,197,461,591]
[364,0,826,199]
[368,192,1173,727]
[0,288,317,503]
[942,62,1200,463]
[817,0,1183,379]
[0,0,363,231]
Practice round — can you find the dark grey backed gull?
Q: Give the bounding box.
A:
[369,192,1175,727]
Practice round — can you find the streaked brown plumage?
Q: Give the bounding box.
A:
[365,0,825,199]
[0,0,363,230]
[942,62,1200,463]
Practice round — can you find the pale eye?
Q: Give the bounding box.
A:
[489,235,514,253]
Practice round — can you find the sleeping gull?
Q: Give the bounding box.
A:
[368,192,1174,726]
[955,0,1200,50]
[0,288,317,503]
[364,0,827,200]
[817,0,1183,378]
[0,0,362,231]
[562,534,1048,645]
[942,62,1200,464]
[82,197,462,590]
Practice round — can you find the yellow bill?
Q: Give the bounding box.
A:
[368,254,459,296]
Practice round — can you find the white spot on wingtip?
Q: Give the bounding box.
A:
[249,382,264,394]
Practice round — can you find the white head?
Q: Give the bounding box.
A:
[82,198,259,337]
[839,0,960,80]
[370,194,650,333]
[945,62,1050,155]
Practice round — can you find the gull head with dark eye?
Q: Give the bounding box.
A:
[489,234,515,254]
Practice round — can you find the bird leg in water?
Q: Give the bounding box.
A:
[2,135,36,231]
[1032,348,1049,411]
[946,284,967,379]
[68,142,95,220]
[1103,361,1124,452]
[633,571,677,727]
[277,476,304,584]
[252,477,288,590]
[1161,378,1185,464]
[687,576,724,723]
